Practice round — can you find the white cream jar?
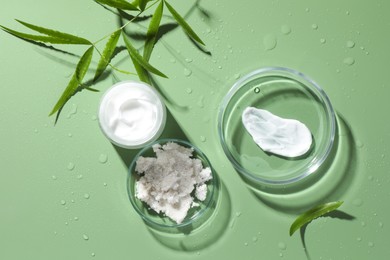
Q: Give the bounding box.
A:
[98,81,166,149]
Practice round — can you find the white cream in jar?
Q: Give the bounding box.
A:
[98,81,166,149]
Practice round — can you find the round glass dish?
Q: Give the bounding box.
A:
[218,67,336,188]
[127,139,217,229]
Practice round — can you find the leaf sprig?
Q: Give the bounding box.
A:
[0,0,205,118]
[289,201,344,236]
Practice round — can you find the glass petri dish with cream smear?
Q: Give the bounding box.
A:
[218,67,336,191]
[98,81,166,149]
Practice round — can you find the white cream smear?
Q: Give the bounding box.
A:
[99,81,165,148]
[242,107,312,157]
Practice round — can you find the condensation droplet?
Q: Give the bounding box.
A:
[357,237,362,242]
[84,193,90,199]
[353,198,363,207]
[91,115,97,121]
[320,38,326,44]
[77,174,83,180]
[368,241,374,247]
[311,23,318,30]
[91,253,96,257]
[67,162,75,171]
[254,87,261,93]
[244,242,248,246]
[68,133,73,138]
[361,221,366,227]
[343,57,355,66]
[103,182,108,187]
[184,68,192,77]
[83,234,89,241]
[234,73,241,79]
[185,58,193,63]
[281,25,292,35]
[200,136,206,142]
[379,222,384,228]
[278,242,287,250]
[60,200,66,206]
[346,40,355,48]
[186,88,193,94]
[236,211,242,217]
[305,7,310,12]
[368,175,374,181]
[74,217,79,221]
[99,154,108,164]
[252,236,258,242]
[197,96,204,108]
[279,253,284,257]
[52,175,57,180]
[263,34,277,50]
[356,140,364,148]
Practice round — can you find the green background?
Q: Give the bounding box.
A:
[1,0,389,259]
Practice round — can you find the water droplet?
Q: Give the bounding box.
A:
[99,154,108,164]
[356,140,364,148]
[185,58,193,63]
[252,236,258,242]
[74,217,79,221]
[236,211,242,217]
[67,162,75,171]
[184,68,192,77]
[103,182,107,187]
[234,73,241,79]
[206,28,211,34]
[346,11,350,15]
[77,174,83,180]
[83,234,89,241]
[68,104,78,118]
[169,58,176,63]
[368,175,374,181]
[65,222,69,225]
[68,133,73,138]
[34,128,39,134]
[84,193,90,199]
[244,242,248,246]
[254,87,260,93]
[281,25,292,35]
[368,241,374,247]
[186,88,193,94]
[197,96,204,108]
[357,237,362,242]
[200,136,206,142]
[71,199,75,203]
[52,175,57,180]
[91,253,96,257]
[353,198,363,207]
[311,24,318,30]
[279,253,284,257]
[305,7,310,12]
[343,57,355,66]
[361,221,366,227]
[278,242,287,250]
[263,34,277,51]
[218,65,222,69]
[60,200,66,206]
[91,115,97,121]
[346,40,355,48]
[320,38,326,44]
[379,222,383,228]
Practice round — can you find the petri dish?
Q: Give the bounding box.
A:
[218,67,336,189]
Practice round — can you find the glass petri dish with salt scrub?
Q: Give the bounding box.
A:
[127,139,218,229]
[98,81,166,149]
[218,67,336,190]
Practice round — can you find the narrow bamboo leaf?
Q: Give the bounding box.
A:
[143,0,163,61]
[289,201,344,236]
[16,20,91,45]
[1,25,87,45]
[95,0,139,11]
[122,31,167,78]
[131,0,150,11]
[94,30,121,81]
[164,0,205,45]
[130,55,150,83]
[49,46,94,116]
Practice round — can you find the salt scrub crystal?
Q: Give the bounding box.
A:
[135,142,212,224]
[242,107,312,157]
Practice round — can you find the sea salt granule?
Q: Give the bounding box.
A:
[135,142,212,224]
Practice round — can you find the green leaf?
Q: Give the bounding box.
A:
[289,201,344,236]
[15,20,91,45]
[143,0,163,61]
[94,30,121,81]
[95,0,139,11]
[0,25,89,45]
[132,0,151,11]
[164,0,205,46]
[130,55,150,84]
[122,31,167,78]
[49,46,94,116]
